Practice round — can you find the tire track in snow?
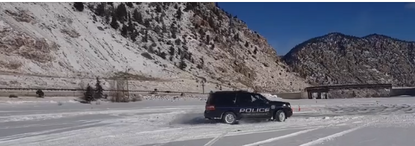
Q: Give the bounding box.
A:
[298,121,373,146]
[236,119,357,146]
[225,125,323,137]
[203,131,228,146]
[0,121,103,142]
[138,112,359,145]
[242,128,321,146]
[154,126,195,146]
[0,107,191,123]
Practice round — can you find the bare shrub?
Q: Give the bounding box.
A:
[9,94,18,98]
[149,88,158,94]
[5,9,35,23]
[61,29,80,38]
[8,61,23,69]
[108,78,130,102]
[36,89,44,98]
[130,94,142,102]
[78,80,87,90]
[0,60,23,70]
[141,52,153,60]
[110,72,162,83]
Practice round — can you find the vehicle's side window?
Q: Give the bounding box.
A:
[251,94,266,105]
[236,93,254,106]
[215,92,236,106]
[252,94,267,102]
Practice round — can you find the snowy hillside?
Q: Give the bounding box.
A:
[0,2,308,92]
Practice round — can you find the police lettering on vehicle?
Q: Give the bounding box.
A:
[239,108,270,113]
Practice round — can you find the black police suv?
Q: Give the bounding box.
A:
[204,90,293,124]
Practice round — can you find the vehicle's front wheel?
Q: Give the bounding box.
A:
[274,110,286,122]
[222,112,237,124]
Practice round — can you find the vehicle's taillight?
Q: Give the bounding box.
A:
[206,105,215,111]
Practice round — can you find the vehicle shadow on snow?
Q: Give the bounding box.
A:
[171,112,274,125]
[171,112,218,125]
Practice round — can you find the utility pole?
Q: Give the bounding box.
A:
[125,68,130,100]
[201,80,205,94]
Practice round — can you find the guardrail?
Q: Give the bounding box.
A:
[0,87,209,95]
[0,87,305,99]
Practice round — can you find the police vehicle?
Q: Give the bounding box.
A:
[204,90,293,124]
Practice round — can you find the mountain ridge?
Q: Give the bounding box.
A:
[0,2,309,93]
[284,31,415,87]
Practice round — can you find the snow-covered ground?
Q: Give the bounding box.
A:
[1,96,415,146]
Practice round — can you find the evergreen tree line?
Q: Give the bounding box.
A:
[83,77,104,103]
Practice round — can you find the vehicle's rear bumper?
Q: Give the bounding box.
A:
[204,110,222,120]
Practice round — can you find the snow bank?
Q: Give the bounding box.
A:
[261,93,283,101]
[142,94,206,102]
[0,96,78,105]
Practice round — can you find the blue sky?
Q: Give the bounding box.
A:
[217,2,415,55]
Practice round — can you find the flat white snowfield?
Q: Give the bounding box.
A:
[1,97,415,146]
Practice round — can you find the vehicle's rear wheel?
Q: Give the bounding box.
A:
[222,112,237,124]
[274,110,286,122]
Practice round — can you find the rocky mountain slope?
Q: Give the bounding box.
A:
[0,2,308,93]
[284,32,415,87]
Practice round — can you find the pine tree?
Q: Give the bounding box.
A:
[175,38,181,45]
[84,84,94,102]
[115,3,128,23]
[208,17,216,29]
[110,14,119,29]
[133,9,143,24]
[156,4,162,13]
[105,14,110,24]
[95,77,104,99]
[162,23,167,33]
[206,35,210,44]
[126,2,133,8]
[144,19,151,27]
[175,7,182,20]
[95,2,106,16]
[197,57,204,69]
[127,13,135,34]
[169,46,175,56]
[73,2,84,12]
[142,30,148,42]
[127,19,136,36]
[121,24,128,37]
[130,31,138,42]
[171,24,177,39]
[159,52,167,59]
[179,57,187,70]
[178,47,182,55]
